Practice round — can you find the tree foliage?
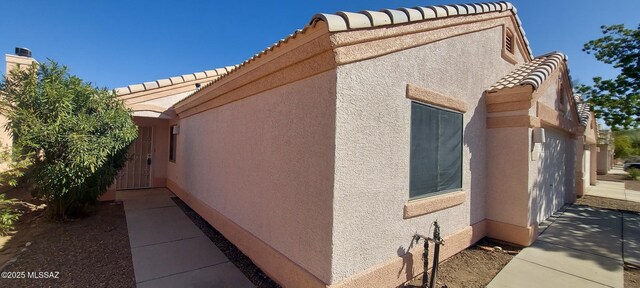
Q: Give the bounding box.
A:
[0,61,137,218]
[576,24,640,130]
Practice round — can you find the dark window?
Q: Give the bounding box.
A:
[410,102,463,198]
[169,125,177,162]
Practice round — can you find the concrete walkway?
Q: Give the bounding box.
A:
[489,174,640,288]
[117,188,253,288]
[488,203,640,288]
[586,180,640,203]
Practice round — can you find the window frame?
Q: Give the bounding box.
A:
[409,101,464,200]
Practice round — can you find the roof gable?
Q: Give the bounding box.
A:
[174,2,535,115]
[488,52,566,92]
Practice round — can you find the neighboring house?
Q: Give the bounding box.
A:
[597,129,614,174]
[3,2,600,287]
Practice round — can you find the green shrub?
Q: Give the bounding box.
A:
[628,168,640,181]
[0,61,137,219]
[0,193,20,235]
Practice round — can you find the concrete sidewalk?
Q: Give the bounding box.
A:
[117,188,254,288]
[488,205,639,288]
[586,180,640,203]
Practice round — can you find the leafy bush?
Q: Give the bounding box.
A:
[628,168,640,181]
[0,193,20,235]
[0,61,137,219]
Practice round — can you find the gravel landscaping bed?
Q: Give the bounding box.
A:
[0,202,134,288]
[172,197,280,288]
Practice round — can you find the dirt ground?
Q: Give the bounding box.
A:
[405,238,521,288]
[0,189,134,287]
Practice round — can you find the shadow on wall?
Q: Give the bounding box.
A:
[465,95,487,224]
[535,205,623,271]
[397,240,416,282]
[530,127,572,226]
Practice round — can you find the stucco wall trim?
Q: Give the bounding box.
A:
[406,84,469,113]
[487,99,533,112]
[166,179,327,288]
[487,115,539,129]
[537,102,576,134]
[403,191,466,219]
[176,22,334,116]
[485,87,532,104]
[177,50,336,119]
[328,221,485,288]
[486,219,538,246]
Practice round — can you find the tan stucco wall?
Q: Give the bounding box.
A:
[487,127,530,227]
[331,26,522,283]
[597,144,611,174]
[167,70,337,283]
[584,147,591,190]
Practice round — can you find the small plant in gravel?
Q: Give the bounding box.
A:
[0,61,138,219]
[628,168,640,181]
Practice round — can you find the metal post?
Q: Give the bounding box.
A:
[429,221,442,288]
[422,238,429,288]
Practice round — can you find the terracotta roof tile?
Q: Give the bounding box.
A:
[310,1,533,59]
[175,2,535,108]
[576,96,591,127]
[156,79,172,87]
[114,68,233,96]
[143,81,159,90]
[169,76,184,84]
[489,52,566,91]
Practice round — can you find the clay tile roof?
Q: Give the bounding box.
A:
[575,96,591,127]
[309,1,532,57]
[488,52,566,91]
[114,66,237,96]
[176,1,534,108]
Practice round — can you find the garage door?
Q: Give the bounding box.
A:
[536,127,571,223]
[584,147,591,191]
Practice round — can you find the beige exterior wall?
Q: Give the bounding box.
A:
[597,144,611,174]
[487,127,531,227]
[584,147,591,190]
[590,144,598,185]
[331,26,523,283]
[167,70,337,283]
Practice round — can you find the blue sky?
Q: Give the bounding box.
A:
[1,0,638,89]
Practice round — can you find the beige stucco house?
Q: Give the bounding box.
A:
[3,1,601,287]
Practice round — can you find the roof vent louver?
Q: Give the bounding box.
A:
[15,47,32,58]
[505,30,514,54]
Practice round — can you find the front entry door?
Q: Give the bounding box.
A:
[117,126,152,190]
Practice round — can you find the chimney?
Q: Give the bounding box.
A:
[15,47,32,58]
[5,47,37,74]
